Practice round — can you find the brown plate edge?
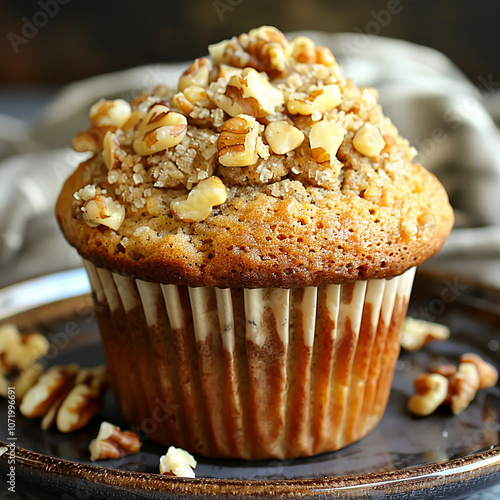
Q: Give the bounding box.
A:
[2,440,500,498]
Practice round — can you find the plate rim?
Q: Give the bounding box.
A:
[2,440,500,496]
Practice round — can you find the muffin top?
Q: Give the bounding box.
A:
[56,26,454,288]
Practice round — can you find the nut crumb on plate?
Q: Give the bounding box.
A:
[18,363,108,433]
[159,446,197,478]
[409,353,498,416]
[400,317,450,352]
[89,421,142,461]
[0,323,49,374]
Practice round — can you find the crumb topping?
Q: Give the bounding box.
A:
[69,26,419,229]
[60,23,453,287]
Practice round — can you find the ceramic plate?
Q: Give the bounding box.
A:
[1,269,500,499]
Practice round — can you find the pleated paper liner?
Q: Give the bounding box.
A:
[83,260,415,460]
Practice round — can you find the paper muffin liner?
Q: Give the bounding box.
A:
[83,260,415,460]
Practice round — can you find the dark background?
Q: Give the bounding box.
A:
[0,0,498,86]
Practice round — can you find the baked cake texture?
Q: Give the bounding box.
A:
[57,26,453,288]
[56,26,453,459]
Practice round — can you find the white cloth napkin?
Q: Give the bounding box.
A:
[0,32,499,287]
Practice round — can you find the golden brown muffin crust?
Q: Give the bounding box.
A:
[56,27,454,288]
[57,159,453,288]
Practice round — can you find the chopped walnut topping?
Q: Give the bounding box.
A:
[400,317,450,352]
[210,64,242,82]
[315,46,337,67]
[183,86,214,109]
[102,131,122,171]
[179,57,211,91]
[217,115,260,167]
[288,36,317,64]
[352,122,385,157]
[287,36,337,68]
[265,121,304,155]
[69,26,418,228]
[211,67,284,118]
[90,422,142,461]
[159,446,197,478]
[287,85,341,115]
[172,92,194,115]
[209,26,289,79]
[82,195,125,231]
[171,176,227,222]
[72,128,109,153]
[89,99,132,129]
[309,120,346,166]
[133,105,188,155]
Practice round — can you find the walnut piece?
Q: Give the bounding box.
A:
[211,64,242,82]
[19,364,78,419]
[171,176,227,222]
[352,122,385,157]
[159,446,197,478]
[102,131,122,171]
[133,104,188,155]
[211,68,284,118]
[450,362,480,415]
[217,114,260,167]
[0,324,49,374]
[408,373,449,417]
[209,26,289,79]
[89,421,142,461]
[399,317,450,352]
[15,362,44,401]
[208,28,336,79]
[410,353,498,417]
[288,36,336,67]
[56,365,108,433]
[40,388,69,431]
[178,57,211,91]
[433,356,498,415]
[460,353,498,389]
[172,92,194,115]
[82,195,125,231]
[288,36,317,64]
[309,120,346,166]
[89,99,132,129]
[264,121,304,155]
[19,363,109,433]
[315,46,337,67]
[286,85,341,115]
[72,128,109,153]
[182,86,214,109]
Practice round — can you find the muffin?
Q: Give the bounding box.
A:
[56,26,453,460]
